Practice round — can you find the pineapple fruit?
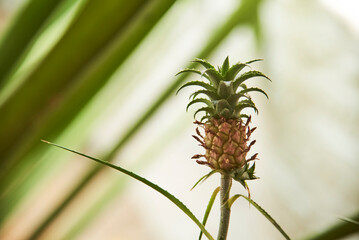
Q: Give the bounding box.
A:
[177,57,270,188]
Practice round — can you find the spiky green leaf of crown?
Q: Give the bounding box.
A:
[177,57,270,121]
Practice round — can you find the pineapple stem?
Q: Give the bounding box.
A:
[217,173,232,240]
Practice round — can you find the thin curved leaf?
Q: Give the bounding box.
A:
[199,187,220,240]
[229,194,291,240]
[190,90,219,101]
[245,59,263,65]
[233,70,271,91]
[191,170,217,191]
[41,140,215,240]
[177,81,216,95]
[239,87,269,99]
[235,102,258,115]
[239,114,250,119]
[192,58,215,70]
[176,69,210,81]
[186,98,213,112]
[194,107,215,119]
[240,83,248,89]
[200,115,211,123]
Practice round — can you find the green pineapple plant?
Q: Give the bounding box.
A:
[177,57,271,239]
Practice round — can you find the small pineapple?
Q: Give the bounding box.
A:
[177,57,270,188]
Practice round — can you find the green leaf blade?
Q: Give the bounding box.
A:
[41,140,215,240]
[221,56,229,75]
[230,194,291,240]
[239,87,269,99]
[186,98,213,112]
[233,70,271,91]
[199,187,220,240]
[245,59,263,65]
[192,58,215,70]
[177,81,216,95]
[176,69,210,81]
[191,170,217,191]
[194,107,215,119]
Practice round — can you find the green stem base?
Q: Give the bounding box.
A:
[217,173,232,240]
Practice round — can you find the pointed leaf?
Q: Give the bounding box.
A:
[225,63,247,81]
[176,68,202,76]
[233,70,271,91]
[176,69,210,81]
[192,58,215,70]
[245,59,263,65]
[190,90,219,101]
[191,170,217,191]
[240,83,248,89]
[239,114,250,119]
[177,81,216,94]
[235,102,258,115]
[247,162,256,175]
[200,115,211,123]
[221,56,229,75]
[204,68,222,87]
[199,187,220,240]
[239,87,269,99]
[194,107,215,119]
[186,98,213,111]
[41,141,215,240]
[230,194,291,240]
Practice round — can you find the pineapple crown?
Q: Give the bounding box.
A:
[176,57,270,121]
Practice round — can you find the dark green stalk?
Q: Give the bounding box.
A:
[217,173,232,240]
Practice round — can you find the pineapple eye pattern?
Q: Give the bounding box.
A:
[177,57,270,188]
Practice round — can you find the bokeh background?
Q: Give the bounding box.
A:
[0,0,358,239]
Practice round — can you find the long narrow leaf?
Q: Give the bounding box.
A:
[199,187,220,240]
[235,102,258,115]
[194,107,215,119]
[191,170,217,191]
[192,58,215,70]
[245,59,263,65]
[190,90,219,101]
[229,194,291,240]
[177,81,216,95]
[233,70,271,91]
[186,98,213,112]
[41,140,215,240]
[176,69,210,81]
[239,87,269,99]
